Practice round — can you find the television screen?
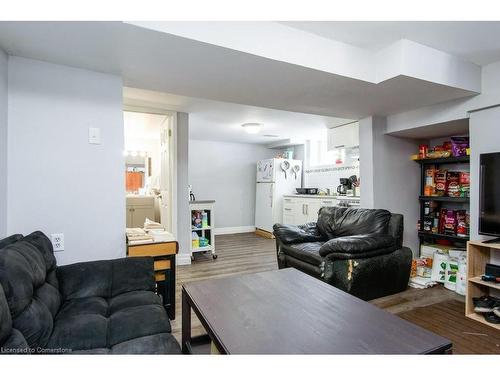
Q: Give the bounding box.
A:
[479,152,500,236]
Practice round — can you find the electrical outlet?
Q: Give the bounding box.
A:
[50,233,64,252]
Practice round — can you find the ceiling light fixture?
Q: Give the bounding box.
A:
[241,123,262,134]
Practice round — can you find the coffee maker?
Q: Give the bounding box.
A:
[337,178,351,196]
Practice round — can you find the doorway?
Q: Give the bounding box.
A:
[123,108,177,236]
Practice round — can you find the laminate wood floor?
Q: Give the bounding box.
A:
[171,233,495,354]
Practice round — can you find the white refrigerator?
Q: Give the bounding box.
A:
[255,158,303,233]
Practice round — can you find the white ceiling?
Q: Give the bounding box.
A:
[0,22,481,120]
[281,21,500,66]
[124,88,349,144]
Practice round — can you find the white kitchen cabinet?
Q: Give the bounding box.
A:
[126,196,155,228]
[282,196,337,225]
[327,122,359,150]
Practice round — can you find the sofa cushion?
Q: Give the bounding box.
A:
[57,261,112,300]
[46,290,171,352]
[108,304,171,346]
[0,236,60,348]
[0,234,23,250]
[110,333,181,354]
[317,207,392,239]
[0,284,12,346]
[22,232,59,290]
[56,297,108,320]
[108,290,162,315]
[273,222,324,245]
[318,235,397,258]
[48,313,108,351]
[280,242,324,266]
[71,333,182,355]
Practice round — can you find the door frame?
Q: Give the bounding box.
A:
[123,104,178,239]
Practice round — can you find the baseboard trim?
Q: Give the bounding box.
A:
[214,226,256,235]
[176,253,192,266]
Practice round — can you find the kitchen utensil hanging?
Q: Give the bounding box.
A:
[292,164,300,180]
[281,160,290,179]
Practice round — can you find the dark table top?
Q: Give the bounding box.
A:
[183,268,452,354]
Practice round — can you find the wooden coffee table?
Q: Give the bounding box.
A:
[181,268,452,354]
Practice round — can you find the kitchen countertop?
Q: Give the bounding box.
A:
[283,194,337,199]
[189,200,215,204]
[284,194,360,200]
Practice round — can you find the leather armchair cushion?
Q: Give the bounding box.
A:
[319,235,396,257]
[279,242,324,266]
[273,222,324,244]
[316,207,392,239]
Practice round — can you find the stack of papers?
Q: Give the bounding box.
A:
[126,228,153,245]
[144,218,164,231]
[408,276,438,289]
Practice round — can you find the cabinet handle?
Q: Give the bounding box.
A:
[284,208,292,211]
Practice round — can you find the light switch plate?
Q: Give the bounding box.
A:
[50,233,64,252]
[88,127,101,144]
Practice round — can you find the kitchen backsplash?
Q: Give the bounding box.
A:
[304,145,360,191]
[305,164,360,191]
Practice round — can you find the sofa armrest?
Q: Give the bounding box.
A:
[273,222,324,244]
[319,235,396,257]
[57,257,155,300]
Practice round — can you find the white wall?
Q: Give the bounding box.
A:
[386,59,500,134]
[7,57,125,265]
[469,108,500,240]
[360,116,421,255]
[0,49,7,238]
[176,113,191,264]
[189,140,276,231]
[384,58,500,264]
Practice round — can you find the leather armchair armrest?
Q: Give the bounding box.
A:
[57,257,155,300]
[273,222,324,244]
[319,235,396,257]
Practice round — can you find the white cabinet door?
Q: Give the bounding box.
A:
[304,200,322,222]
[282,197,297,225]
[282,197,337,226]
[327,122,359,150]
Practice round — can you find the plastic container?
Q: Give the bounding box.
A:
[199,237,209,247]
[444,257,458,291]
[202,211,208,228]
[455,255,467,296]
[431,251,449,283]
[191,232,199,248]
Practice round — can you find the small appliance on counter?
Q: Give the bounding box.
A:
[337,176,359,196]
[296,188,319,195]
[337,178,351,196]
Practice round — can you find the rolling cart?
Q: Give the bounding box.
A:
[189,200,217,261]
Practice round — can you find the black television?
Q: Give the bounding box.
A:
[479,152,500,239]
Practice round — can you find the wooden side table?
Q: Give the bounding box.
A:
[127,241,178,320]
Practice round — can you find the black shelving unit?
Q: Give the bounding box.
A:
[415,155,470,253]
[418,196,469,203]
[418,231,469,242]
[415,155,469,165]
